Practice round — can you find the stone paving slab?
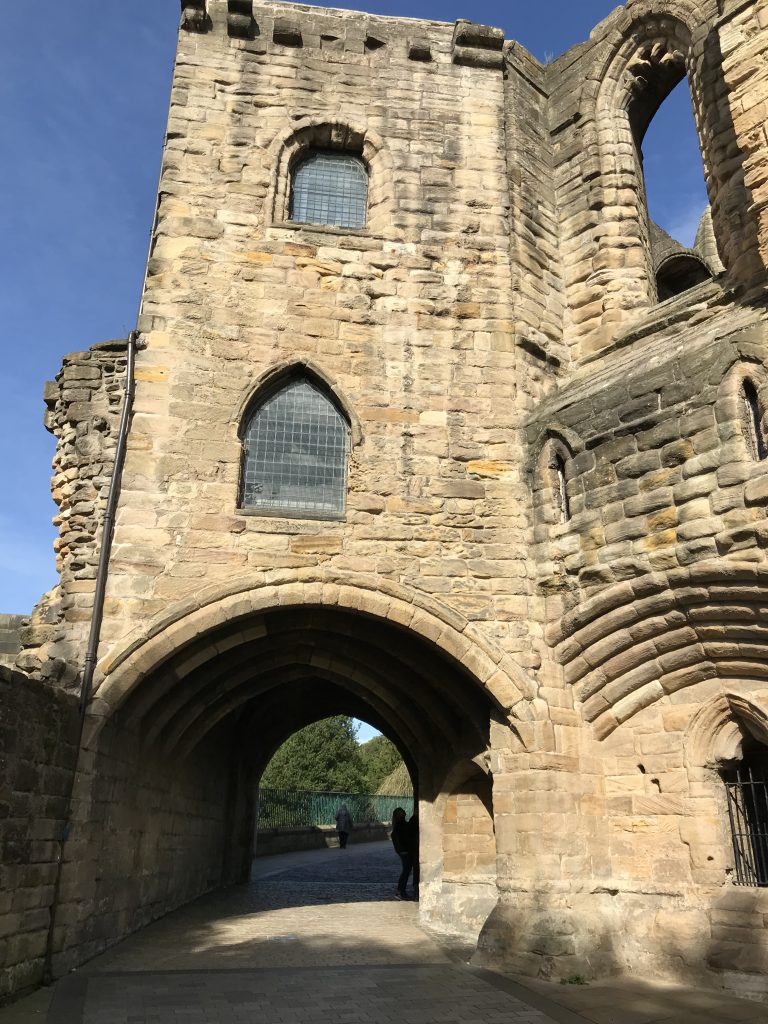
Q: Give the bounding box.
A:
[2,843,767,1024]
[0,990,50,1024]
[42,842,566,1023]
[87,842,436,972]
[66,965,559,1024]
[510,973,768,1024]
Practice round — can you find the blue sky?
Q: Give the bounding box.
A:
[0,0,706,699]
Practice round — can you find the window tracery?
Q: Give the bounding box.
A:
[240,377,349,519]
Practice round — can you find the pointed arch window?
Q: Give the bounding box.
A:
[553,452,571,524]
[740,378,767,462]
[240,377,349,518]
[539,439,573,527]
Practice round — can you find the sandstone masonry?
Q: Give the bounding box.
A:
[4,0,768,1005]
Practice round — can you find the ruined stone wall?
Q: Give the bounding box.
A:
[489,290,768,993]
[0,662,231,995]
[19,342,129,690]
[544,0,767,358]
[533,300,768,732]
[0,667,78,1001]
[503,44,566,365]
[716,0,768,285]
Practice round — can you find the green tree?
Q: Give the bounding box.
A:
[359,734,404,792]
[260,716,367,792]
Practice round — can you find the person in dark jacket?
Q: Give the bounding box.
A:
[391,806,412,899]
[335,804,353,849]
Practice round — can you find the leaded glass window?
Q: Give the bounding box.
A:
[241,379,349,518]
[289,151,368,229]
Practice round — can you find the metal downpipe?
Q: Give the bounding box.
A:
[79,330,137,717]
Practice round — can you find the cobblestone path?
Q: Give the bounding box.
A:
[5,841,761,1023]
[46,842,568,1024]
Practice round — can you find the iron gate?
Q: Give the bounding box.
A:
[724,761,768,886]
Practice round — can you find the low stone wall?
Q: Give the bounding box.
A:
[254,824,390,856]
[0,665,240,1003]
[0,667,79,1003]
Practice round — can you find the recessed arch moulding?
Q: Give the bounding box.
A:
[41,577,539,972]
[265,118,397,238]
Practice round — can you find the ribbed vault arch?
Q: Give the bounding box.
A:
[90,575,536,735]
[95,598,506,808]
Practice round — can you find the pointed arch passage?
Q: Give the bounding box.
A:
[74,595,512,961]
[240,377,350,519]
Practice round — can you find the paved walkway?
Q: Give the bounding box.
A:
[1,842,767,1023]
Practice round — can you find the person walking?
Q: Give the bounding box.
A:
[335,803,353,849]
[391,806,412,899]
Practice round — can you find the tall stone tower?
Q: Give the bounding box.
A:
[4,0,768,1003]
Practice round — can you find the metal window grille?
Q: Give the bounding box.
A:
[289,151,368,229]
[724,757,768,886]
[241,379,348,518]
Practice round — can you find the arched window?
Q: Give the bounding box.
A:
[740,378,767,462]
[538,439,573,528]
[240,377,349,518]
[655,253,712,302]
[553,452,570,524]
[722,738,768,887]
[289,151,368,229]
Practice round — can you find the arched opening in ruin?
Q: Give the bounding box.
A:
[628,51,715,302]
[69,600,508,965]
[640,79,708,252]
[592,15,733,333]
[655,252,712,301]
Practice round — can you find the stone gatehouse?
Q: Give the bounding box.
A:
[3,0,768,1004]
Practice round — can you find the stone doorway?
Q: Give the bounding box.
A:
[54,598,508,980]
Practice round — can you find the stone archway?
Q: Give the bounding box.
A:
[53,585,519,978]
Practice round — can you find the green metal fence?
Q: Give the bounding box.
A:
[257,788,414,829]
